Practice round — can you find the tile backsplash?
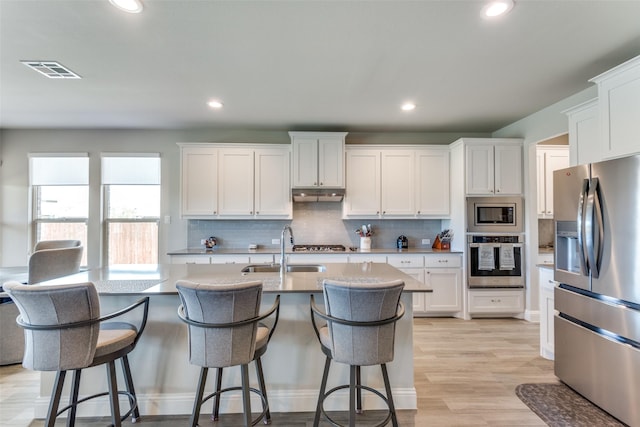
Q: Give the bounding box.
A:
[187,203,443,250]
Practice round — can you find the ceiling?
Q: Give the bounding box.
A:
[1,0,640,133]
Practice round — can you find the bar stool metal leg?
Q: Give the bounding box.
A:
[255,357,272,424]
[240,364,252,427]
[313,356,331,427]
[381,363,398,427]
[107,360,122,427]
[355,365,363,414]
[349,365,357,427]
[47,370,66,427]
[120,355,140,422]
[67,369,82,427]
[212,367,223,421]
[191,367,208,427]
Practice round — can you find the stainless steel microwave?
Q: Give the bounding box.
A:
[467,197,523,233]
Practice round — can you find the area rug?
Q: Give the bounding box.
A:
[515,383,627,426]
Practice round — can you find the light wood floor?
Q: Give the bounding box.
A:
[0,318,558,426]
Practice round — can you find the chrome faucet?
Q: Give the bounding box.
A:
[280,225,294,277]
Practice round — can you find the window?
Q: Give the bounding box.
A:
[30,154,89,265]
[102,154,161,265]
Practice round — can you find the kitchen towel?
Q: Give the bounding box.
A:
[478,246,496,270]
[499,244,516,270]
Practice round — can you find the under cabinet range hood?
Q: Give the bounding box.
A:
[291,188,344,202]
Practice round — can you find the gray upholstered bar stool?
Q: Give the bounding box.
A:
[28,241,83,285]
[176,280,280,427]
[1,242,83,366]
[3,281,149,427]
[310,279,405,427]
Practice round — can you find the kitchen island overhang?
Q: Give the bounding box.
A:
[33,263,429,418]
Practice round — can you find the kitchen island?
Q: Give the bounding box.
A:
[31,262,428,418]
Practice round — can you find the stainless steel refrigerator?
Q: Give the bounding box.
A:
[554,154,640,426]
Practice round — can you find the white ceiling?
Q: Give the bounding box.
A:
[1,0,640,132]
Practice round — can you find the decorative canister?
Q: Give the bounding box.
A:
[360,236,371,251]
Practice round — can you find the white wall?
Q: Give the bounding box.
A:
[491,85,598,319]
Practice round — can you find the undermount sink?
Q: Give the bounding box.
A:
[240,264,326,273]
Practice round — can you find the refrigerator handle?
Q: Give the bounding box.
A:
[593,178,604,278]
[577,178,589,276]
[585,177,601,278]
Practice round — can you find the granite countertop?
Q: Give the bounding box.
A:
[36,263,431,295]
[168,247,462,255]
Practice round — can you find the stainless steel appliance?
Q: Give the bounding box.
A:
[554,154,640,427]
[467,196,523,233]
[467,235,524,288]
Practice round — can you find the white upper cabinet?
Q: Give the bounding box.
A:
[290,132,347,188]
[381,150,415,216]
[536,145,570,218]
[344,149,381,217]
[416,148,450,217]
[564,99,600,166]
[180,145,218,217]
[344,146,450,219]
[254,148,291,217]
[179,143,291,220]
[218,148,254,216]
[590,55,640,160]
[465,141,522,195]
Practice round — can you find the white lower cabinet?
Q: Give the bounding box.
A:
[210,255,250,264]
[348,254,388,264]
[248,254,275,264]
[424,268,462,313]
[539,266,556,360]
[388,253,463,317]
[468,289,524,315]
[170,255,211,264]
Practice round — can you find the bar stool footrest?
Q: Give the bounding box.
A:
[319,384,393,427]
[56,390,138,423]
[201,386,269,426]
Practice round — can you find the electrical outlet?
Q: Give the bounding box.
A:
[422,238,431,245]
[272,238,280,245]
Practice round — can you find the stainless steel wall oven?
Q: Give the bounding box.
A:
[467,235,525,288]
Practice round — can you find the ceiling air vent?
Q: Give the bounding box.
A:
[21,61,81,79]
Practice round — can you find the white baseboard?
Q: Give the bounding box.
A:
[35,387,417,418]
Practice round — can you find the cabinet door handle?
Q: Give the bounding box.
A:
[256,211,259,215]
[249,211,253,214]
[319,182,323,186]
[314,182,317,186]
[417,210,421,214]
[213,211,217,214]
[376,211,380,215]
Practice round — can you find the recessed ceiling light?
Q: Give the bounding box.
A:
[401,103,416,111]
[482,0,514,18]
[21,61,81,79]
[109,0,144,14]
[207,100,224,109]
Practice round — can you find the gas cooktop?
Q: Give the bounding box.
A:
[292,244,346,252]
